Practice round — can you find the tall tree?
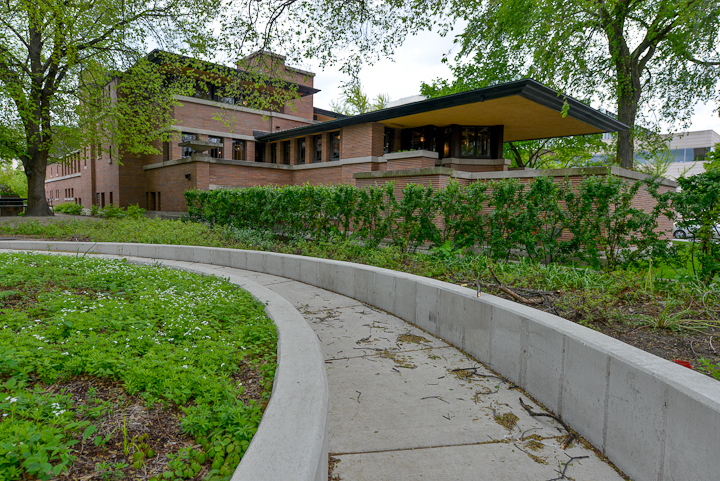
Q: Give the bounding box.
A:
[438,0,720,169]
[0,0,313,216]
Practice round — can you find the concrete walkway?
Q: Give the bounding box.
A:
[218,267,625,481]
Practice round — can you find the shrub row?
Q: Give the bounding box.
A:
[184,175,669,270]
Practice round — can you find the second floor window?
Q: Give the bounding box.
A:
[270,143,277,164]
[283,141,291,165]
[313,135,322,163]
[233,139,246,161]
[181,133,196,158]
[255,143,265,162]
[331,132,340,161]
[208,136,223,159]
[384,128,394,154]
[298,139,306,164]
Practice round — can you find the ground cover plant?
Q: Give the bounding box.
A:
[0,252,276,480]
[0,213,718,382]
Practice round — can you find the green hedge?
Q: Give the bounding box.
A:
[184,176,669,270]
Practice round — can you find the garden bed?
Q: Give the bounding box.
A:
[0,252,277,480]
[0,217,718,382]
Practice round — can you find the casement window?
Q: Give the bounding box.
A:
[384,128,394,154]
[270,143,277,164]
[208,136,223,159]
[232,139,246,161]
[330,132,340,161]
[255,143,265,162]
[460,126,490,158]
[181,133,197,158]
[297,139,306,164]
[283,141,291,165]
[313,135,322,163]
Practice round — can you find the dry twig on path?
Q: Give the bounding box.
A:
[519,398,575,449]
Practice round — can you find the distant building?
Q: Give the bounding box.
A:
[662,130,719,180]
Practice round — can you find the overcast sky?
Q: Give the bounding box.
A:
[301,30,720,135]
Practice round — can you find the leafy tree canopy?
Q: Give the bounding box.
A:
[424,0,720,170]
[329,84,389,116]
[2,0,424,215]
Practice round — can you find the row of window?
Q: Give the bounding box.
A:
[176,124,495,165]
[178,132,342,164]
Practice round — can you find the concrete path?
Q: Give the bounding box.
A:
[214,266,626,481]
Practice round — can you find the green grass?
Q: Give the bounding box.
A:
[1,217,719,375]
[0,252,276,480]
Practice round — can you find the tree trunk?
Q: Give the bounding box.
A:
[616,70,642,170]
[22,152,54,216]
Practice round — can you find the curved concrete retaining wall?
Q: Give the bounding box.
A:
[2,242,719,481]
[0,245,328,481]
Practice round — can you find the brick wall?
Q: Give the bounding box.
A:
[293,166,343,185]
[210,164,292,188]
[340,123,384,159]
[145,163,198,212]
[386,157,437,171]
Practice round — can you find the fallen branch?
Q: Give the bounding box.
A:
[546,454,590,481]
[519,398,575,449]
[421,395,450,404]
[451,366,508,384]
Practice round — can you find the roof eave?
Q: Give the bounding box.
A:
[256,79,628,142]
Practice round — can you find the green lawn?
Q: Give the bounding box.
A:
[0,252,276,480]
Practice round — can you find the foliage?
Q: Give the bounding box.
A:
[424,0,720,169]
[704,143,720,173]
[329,84,390,116]
[635,148,675,177]
[0,0,312,216]
[96,204,146,220]
[0,252,276,479]
[699,359,720,381]
[665,170,720,284]
[53,203,84,215]
[0,166,27,197]
[185,175,670,270]
[565,175,672,271]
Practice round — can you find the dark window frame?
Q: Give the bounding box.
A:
[459,126,491,159]
[232,139,246,161]
[298,138,306,164]
[208,136,223,159]
[383,128,394,154]
[312,135,322,163]
[330,132,340,161]
[181,133,197,158]
[283,141,291,165]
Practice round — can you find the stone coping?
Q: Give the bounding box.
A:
[354,164,678,187]
[384,150,439,160]
[1,242,717,481]
[175,96,319,125]
[145,155,384,172]
[0,244,328,481]
[45,172,82,184]
[439,158,511,166]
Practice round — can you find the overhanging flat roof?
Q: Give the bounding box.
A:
[256,79,627,142]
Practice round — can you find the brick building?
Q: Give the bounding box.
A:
[46,50,648,214]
